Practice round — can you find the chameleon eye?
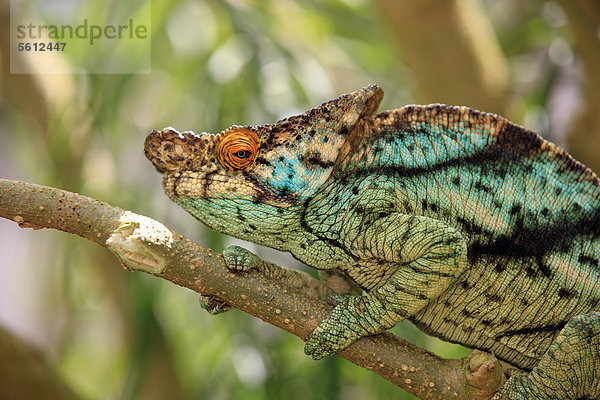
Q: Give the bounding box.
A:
[216,128,260,170]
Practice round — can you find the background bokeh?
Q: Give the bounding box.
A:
[0,0,598,399]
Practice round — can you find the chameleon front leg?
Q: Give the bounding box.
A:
[494,312,600,399]
[200,245,336,314]
[305,214,468,359]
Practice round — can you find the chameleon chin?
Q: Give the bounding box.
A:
[145,85,600,399]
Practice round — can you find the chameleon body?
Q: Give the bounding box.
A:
[145,85,600,399]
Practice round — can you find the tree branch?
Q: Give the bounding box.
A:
[0,178,506,399]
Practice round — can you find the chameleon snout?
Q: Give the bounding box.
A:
[144,127,219,173]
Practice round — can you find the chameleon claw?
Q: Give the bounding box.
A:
[199,294,232,315]
[304,343,333,360]
[222,245,259,272]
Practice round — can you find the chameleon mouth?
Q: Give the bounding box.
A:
[161,169,260,201]
[144,127,220,173]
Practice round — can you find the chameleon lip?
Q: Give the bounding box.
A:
[162,168,297,207]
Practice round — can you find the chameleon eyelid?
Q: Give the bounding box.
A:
[216,127,260,170]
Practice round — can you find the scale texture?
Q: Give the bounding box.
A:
[145,85,600,399]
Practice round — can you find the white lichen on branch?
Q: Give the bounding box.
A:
[106,211,173,274]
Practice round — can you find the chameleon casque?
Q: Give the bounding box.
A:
[144,85,600,399]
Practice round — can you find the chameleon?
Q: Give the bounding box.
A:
[144,85,600,399]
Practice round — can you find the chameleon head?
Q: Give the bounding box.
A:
[144,85,383,249]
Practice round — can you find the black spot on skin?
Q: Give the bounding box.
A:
[461,309,474,318]
[460,280,471,290]
[202,171,215,195]
[457,217,482,235]
[474,181,492,193]
[578,254,599,267]
[493,200,503,209]
[351,186,359,195]
[308,129,316,137]
[323,136,329,143]
[444,236,461,245]
[355,205,365,214]
[485,293,502,303]
[497,322,567,339]
[536,258,552,277]
[555,187,562,196]
[557,288,574,299]
[394,283,428,300]
[525,267,539,278]
[278,156,285,162]
[301,154,335,169]
[248,224,257,230]
[252,196,262,204]
[493,166,508,179]
[377,110,391,119]
[494,263,505,273]
[481,319,493,326]
[255,157,271,166]
[462,325,475,334]
[510,204,522,216]
[541,208,550,217]
[521,298,529,306]
[277,208,284,214]
[279,186,291,198]
[421,200,428,211]
[237,215,246,221]
[403,200,413,213]
[452,176,460,186]
[287,173,294,179]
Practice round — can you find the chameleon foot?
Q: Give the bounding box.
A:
[222,245,259,272]
[199,246,259,315]
[199,295,232,315]
[305,294,387,360]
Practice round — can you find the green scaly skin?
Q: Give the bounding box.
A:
[145,85,600,399]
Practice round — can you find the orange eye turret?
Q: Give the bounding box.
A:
[216,128,260,170]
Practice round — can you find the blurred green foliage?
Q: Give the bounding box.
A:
[0,0,590,399]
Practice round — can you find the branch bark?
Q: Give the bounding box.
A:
[0,178,507,399]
